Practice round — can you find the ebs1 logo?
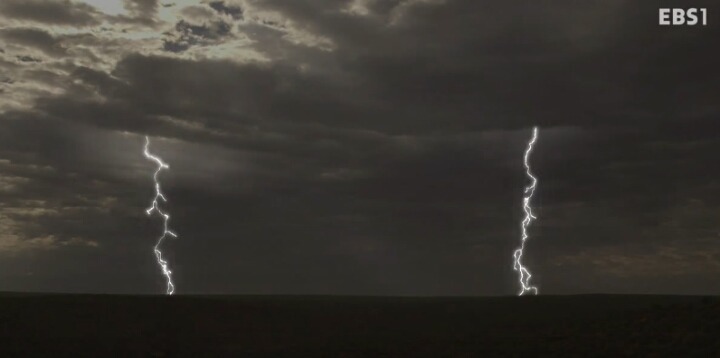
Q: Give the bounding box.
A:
[659,8,708,26]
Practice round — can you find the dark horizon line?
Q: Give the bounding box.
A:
[1,291,716,298]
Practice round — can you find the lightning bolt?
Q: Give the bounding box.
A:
[513,126,539,296]
[143,136,177,295]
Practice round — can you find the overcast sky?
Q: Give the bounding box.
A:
[0,0,719,295]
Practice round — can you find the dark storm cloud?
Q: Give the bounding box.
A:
[1,0,719,295]
[251,0,719,132]
[208,1,244,20]
[53,0,717,138]
[162,39,191,53]
[0,111,170,291]
[26,0,720,137]
[0,28,68,57]
[0,0,101,27]
[163,19,232,52]
[15,55,42,63]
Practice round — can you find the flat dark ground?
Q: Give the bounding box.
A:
[1,293,719,357]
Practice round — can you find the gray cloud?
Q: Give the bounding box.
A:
[163,19,233,52]
[208,1,244,20]
[0,0,101,27]
[124,0,159,18]
[15,55,42,63]
[0,28,68,57]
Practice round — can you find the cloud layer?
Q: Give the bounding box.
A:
[0,0,719,295]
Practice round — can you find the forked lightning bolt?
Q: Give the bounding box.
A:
[513,126,539,296]
[144,136,177,295]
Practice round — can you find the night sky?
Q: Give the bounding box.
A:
[0,0,719,295]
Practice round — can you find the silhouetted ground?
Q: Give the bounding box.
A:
[0,293,719,357]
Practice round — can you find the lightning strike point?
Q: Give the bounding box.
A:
[143,136,177,295]
[513,126,539,296]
